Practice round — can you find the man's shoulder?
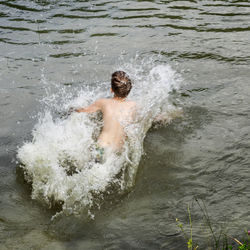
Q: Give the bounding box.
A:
[127,100,137,108]
[99,98,137,108]
[95,98,109,105]
[129,100,136,105]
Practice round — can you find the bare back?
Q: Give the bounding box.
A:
[97,98,136,151]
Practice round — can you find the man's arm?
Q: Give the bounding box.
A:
[75,99,103,113]
[153,108,183,124]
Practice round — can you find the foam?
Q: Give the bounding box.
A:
[17,59,182,217]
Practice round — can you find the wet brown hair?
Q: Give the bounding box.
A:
[111,71,132,98]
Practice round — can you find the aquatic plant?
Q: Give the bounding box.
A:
[175,199,250,250]
[175,204,198,250]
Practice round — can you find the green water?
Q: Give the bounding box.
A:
[0,0,250,249]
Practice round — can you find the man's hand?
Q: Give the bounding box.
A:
[68,107,76,113]
[75,108,85,113]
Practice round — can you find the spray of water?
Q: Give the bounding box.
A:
[17,57,182,217]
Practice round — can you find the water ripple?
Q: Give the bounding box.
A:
[119,8,160,11]
[200,12,250,16]
[49,52,86,58]
[52,13,109,19]
[90,33,120,37]
[70,7,106,13]
[113,14,184,20]
[0,0,249,64]
[0,0,250,248]
[203,3,250,8]
[0,1,43,12]
[0,25,30,32]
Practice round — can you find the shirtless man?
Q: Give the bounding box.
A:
[75,71,136,152]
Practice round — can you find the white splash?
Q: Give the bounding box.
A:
[17,60,182,217]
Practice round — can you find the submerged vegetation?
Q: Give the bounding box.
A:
[175,199,250,250]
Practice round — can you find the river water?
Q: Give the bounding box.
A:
[1,0,250,249]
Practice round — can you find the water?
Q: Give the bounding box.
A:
[1,0,250,249]
[17,62,181,218]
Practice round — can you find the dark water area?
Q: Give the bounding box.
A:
[1,0,250,249]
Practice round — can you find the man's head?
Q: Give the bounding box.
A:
[111,71,132,98]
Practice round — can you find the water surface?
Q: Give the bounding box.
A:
[0,0,250,249]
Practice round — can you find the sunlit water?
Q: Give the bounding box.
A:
[0,0,250,249]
